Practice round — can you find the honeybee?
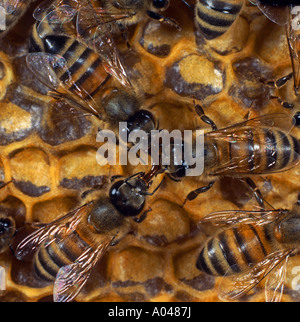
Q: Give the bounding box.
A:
[196,197,300,302]
[195,0,244,40]
[0,0,33,36]
[164,110,300,206]
[15,166,162,302]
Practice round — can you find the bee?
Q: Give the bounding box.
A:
[196,196,300,302]
[163,109,300,206]
[15,166,163,302]
[28,13,158,140]
[0,0,33,36]
[195,0,244,40]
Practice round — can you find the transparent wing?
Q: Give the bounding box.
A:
[33,0,80,21]
[209,113,296,134]
[206,115,299,176]
[256,1,289,26]
[265,253,290,302]
[26,52,102,117]
[287,8,300,95]
[26,53,66,91]
[0,0,25,15]
[54,235,114,302]
[199,209,285,227]
[76,6,131,87]
[15,203,93,260]
[219,249,294,302]
[208,151,299,176]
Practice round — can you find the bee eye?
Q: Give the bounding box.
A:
[153,0,168,9]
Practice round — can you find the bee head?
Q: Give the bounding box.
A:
[109,177,147,217]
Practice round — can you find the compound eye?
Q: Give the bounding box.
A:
[153,0,169,9]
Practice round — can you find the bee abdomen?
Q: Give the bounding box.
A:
[256,129,300,172]
[197,225,273,276]
[195,0,243,40]
[34,231,91,282]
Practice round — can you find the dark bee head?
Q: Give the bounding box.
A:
[87,199,124,234]
[152,0,169,9]
[109,176,147,216]
[275,210,300,246]
[127,110,156,135]
[102,90,139,122]
[0,215,15,253]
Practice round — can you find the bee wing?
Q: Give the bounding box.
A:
[256,1,289,26]
[76,6,131,87]
[206,123,299,176]
[210,113,296,134]
[53,235,114,302]
[287,9,300,95]
[0,0,24,15]
[199,209,284,227]
[264,253,290,302]
[26,52,101,117]
[219,249,294,302]
[15,203,93,260]
[33,0,79,21]
[26,52,66,92]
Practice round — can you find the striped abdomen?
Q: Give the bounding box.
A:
[34,230,92,282]
[195,0,243,40]
[31,25,110,108]
[207,127,300,175]
[197,224,275,276]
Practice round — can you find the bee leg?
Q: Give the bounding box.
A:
[244,177,265,210]
[262,73,294,108]
[194,104,218,131]
[133,207,152,224]
[270,95,294,109]
[266,73,293,89]
[146,10,181,30]
[181,181,215,208]
[0,180,13,189]
[110,175,124,183]
[141,177,165,196]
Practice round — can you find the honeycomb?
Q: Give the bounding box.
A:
[0,0,299,302]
